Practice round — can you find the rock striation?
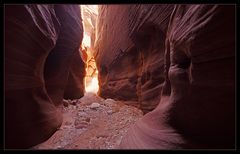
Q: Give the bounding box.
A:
[5,5,85,148]
[95,5,174,113]
[119,5,235,149]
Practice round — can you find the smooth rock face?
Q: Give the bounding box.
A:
[5,5,85,149]
[95,5,174,113]
[120,5,235,149]
[64,48,86,99]
[4,4,235,150]
[4,5,63,148]
[44,5,84,106]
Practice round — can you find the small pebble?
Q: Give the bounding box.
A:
[63,100,69,107]
[56,146,62,149]
[75,122,88,129]
[107,110,113,115]
[85,117,91,122]
[78,112,87,117]
[64,121,72,126]
[90,103,100,109]
[70,100,77,106]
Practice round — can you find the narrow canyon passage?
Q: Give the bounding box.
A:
[32,6,143,149]
[4,4,235,150]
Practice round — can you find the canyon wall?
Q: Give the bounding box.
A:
[4,4,235,149]
[120,5,235,149]
[95,5,174,113]
[64,49,86,99]
[5,5,85,148]
[44,5,84,105]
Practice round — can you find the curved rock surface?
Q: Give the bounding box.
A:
[120,5,235,149]
[5,5,62,148]
[44,5,84,106]
[64,49,86,99]
[95,5,174,113]
[5,5,85,148]
[4,4,235,150]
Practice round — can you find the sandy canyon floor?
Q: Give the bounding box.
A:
[32,92,143,149]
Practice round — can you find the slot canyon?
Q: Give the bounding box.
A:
[4,4,235,149]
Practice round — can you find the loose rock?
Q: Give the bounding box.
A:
[63,100,69,107]
[90,103,100,109]
[32,92,143,149]
[70,100,77,106]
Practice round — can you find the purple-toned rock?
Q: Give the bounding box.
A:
[44,5,84,106]
[120,5,235,149]
[74,120,88,129]
[5,5,62,149]
[95,5,174,113]
[64,49,86,99]
[5,4,85,149]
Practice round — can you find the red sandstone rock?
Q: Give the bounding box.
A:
[44,5,84,106]
[64,49,86,100]
[95,5,174,113]
[5,4,235,150]
[5,4,85,149]
[4,5,63,149]
[120,5,235,149]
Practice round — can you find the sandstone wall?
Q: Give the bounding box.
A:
[120,5,235,149]
[5,5,85,148]
[95,5,174,113]
[44,5,84,106]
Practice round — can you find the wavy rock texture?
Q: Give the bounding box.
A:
[5,5,85,149]
[5,5,62,148]
[120,5,235,149]
[95,5,174,113]
[44,5,84,106]
[4,4,235,150]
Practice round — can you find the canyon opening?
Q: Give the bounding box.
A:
[4,4,236,150]
[81,5,99,94]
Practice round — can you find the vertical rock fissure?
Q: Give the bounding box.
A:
[136,50,144,112]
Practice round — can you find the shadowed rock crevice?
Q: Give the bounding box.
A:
[64,48,86,99]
